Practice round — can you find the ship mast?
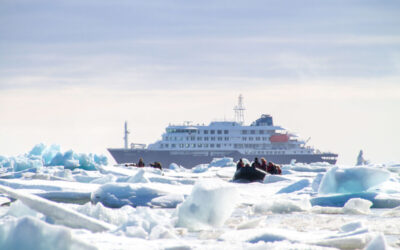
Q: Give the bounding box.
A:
[234,94,245,125]
[124,121,130,149]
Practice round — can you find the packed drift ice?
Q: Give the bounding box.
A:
[0,145,400,249]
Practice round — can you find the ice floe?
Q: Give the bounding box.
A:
[1,147,400,249]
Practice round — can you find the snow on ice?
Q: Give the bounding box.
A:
[0,146,400,249]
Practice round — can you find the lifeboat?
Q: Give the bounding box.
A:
[269,134,289,143]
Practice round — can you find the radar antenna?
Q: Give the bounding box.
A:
[124,121,130,149]
[234,94,245,125]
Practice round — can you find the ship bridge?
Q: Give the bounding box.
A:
[166,126,198,134]
[209,121,240,127]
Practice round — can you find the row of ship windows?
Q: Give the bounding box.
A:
[167,129,275,135]
[161,143,226,148]
[241,130,274,135]
[165,136,230,141]
[164,136,270,141]
[160,143,309,154]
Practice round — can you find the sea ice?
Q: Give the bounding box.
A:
[311,173,324,192]
[91,183,170,208]
[311,192,377,207]
[42,144,61,165]
[318,166,391,195]
[365,233,389,250]
[208,157,235,168]
[192,164,209,173]
[340,221,365,233]
[11,156,43,172]
[276,179,310,194]
[4,143,109,171]
[90,174,117,184]
[0,184,114,232]
[311,192,400,208]
[150,194,185,208]
[112,206,174,240]
[76,202,135,226]
[6,200,44,219]
[253,198,311,214]
[126,169,150,184]
[29,143,46,157]
[263,175,290,184]
[176,179,238,230]
[284,163,328,173]
[314,232,373,249]
[247,233,288,243]
[168,163,186,172]
[342,198,372,215]
[0,216,95,250]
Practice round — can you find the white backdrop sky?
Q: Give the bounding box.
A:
[1,0,399,164]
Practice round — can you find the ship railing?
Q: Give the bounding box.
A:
[130,143,146,149]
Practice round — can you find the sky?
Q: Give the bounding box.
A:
[0,0,399,164]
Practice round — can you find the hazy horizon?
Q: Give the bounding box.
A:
[1,0,399,165]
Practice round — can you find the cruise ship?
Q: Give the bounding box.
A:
[108,95,338,168]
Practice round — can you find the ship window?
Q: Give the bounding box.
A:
[204,130,208,134]
[249,137,253,141]
[204,137,209,141]
[217,130,222,134]
[262,137,267,141]
[198,144,202,148]
[197,137,202,141]
[259,130,264,134]
[224,130,229,134]
[180,144,184,148]
[250,130,255,134]
[192,144,196,148]
[171,144,176,148]
[204,144,208,148]
[217,137,222,141]
[224,137,229,141]
[216,144,221,148]
[191,136,195,140]
[210,130,215,134]
[210,144,215,148]
[242,137,247,141]
[185,144,190,148]
[242,130,247,134]
[256,137,260,141]
[165,144,169,148]
[211,137,215,141]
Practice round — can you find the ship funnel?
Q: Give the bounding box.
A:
[234,94,245,125]
[124,121,130,149]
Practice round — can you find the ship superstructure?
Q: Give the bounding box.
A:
[108,96,337,168]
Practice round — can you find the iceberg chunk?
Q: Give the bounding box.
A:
[208,157,235,168]
[342,198,372,215]
[0,217,95,250]
[12,156,43,172]
[365,233,389,250]
[28,143,46,157]
[176,180,238,230]
[318,166,391,195]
